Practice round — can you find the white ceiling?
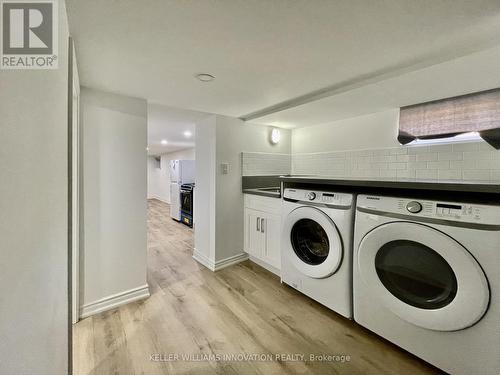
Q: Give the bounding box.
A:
[252,44,500,128]
[147,103,207,155]
[67,1,500,125]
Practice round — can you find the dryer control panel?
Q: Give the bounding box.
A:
[357,195,500,226]
[284,188,353,208]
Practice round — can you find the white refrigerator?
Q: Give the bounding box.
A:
[169,160,195,221]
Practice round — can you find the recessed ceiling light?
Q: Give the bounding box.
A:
[184,130,192,137]
[161,139,168,145]
[195,73,215,82]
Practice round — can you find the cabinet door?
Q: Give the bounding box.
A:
[262,213,281,270]
[245,208,263,258]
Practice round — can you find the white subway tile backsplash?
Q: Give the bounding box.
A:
[491,171,500,181]
[463,151,493,160]
[416,153,438,162]
[463,170,490,181]
[408,161,428,170]
[396,154,412,162]
[242,152,291,176]
[408,145,429,154]
[438,170,462,180]
[438,152,463,161]
[449,160,476,169]
[243,142,499,183]
[427,161,450,170]
[416,169,438,180]
[428,144,453,153]
[388,162,406,170]
[379,170,397,178]
[452,142,479,152]
[397,169,416,179]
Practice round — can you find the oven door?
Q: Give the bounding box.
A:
[357,221,489,331]
[180,189,193,215]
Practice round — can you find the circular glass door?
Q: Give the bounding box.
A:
[282,206,342,279]
[375,240,457,310]
[357,222,489,331]
[290,219,330,265]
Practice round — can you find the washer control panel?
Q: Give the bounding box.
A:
[357,195,500,226]
[284,188,353,207]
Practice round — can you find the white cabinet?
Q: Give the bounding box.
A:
[244,194,282,275]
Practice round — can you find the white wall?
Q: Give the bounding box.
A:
[291,109,400,153]
[194,116,291,266]
[194,115,217,262]
[215,117,291,262]
[80,87,149,312]
[0,1,70,374]
[147,148,195,203]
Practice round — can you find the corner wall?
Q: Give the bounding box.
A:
[193,115,291,269]
[214,117,291,262]
[0,1,70,373]
[80,87,149,316]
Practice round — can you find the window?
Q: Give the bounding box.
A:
[399,88,500,149]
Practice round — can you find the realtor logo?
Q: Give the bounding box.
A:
[1,0,58,69]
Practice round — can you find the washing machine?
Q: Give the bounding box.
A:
[281,188,355,318]
[354,194,500,374]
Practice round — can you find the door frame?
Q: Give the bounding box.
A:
[69,37,81,325]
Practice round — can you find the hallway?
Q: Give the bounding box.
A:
[73,199,439,375]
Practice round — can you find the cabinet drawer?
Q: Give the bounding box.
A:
[244,194,282,215]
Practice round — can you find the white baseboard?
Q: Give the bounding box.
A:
[214,252,249,271]
[193,249,249,272]
[192,249,214,270]
[249,255,281,276]
[80,284,150,319]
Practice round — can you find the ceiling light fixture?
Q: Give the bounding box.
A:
[161,139,168,145]
[184,130,192,137]
[195,73,215,82]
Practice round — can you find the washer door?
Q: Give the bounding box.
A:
[358,222,489,331]
[283,206,343,278]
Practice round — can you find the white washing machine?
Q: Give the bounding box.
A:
[281,188,355,318]
[354,194,500,374]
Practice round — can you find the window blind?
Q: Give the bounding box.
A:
[398,88,500,149]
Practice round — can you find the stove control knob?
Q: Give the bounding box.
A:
[406,201,422,214]
[307,192,316,201]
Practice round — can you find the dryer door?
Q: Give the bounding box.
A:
[282,206,343,279]
[358,222,489,331]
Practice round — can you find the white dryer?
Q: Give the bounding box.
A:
[354,194,500,374]
[281,188,355,318]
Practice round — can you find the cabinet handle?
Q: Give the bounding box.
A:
[260,218,265,233]
[256,217,260,232]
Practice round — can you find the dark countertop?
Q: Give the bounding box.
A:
[243,187,281,198]
[279,176,500,194]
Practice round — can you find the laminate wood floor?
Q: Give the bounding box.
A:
[73,199,441,375]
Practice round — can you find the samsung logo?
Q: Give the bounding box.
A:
[366,197,381,200]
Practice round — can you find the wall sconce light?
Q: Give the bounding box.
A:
[270,128,281,145]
